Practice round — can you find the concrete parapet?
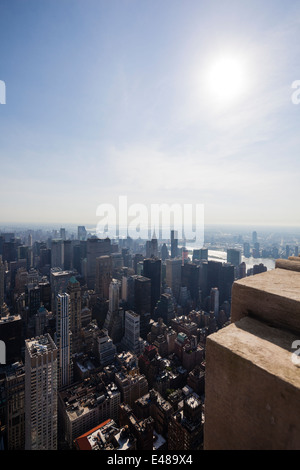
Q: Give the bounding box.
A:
[204,316,300,450]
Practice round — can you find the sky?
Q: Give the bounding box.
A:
[0,0,300,229]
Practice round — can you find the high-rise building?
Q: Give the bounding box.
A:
[210,287,219,317]
[171,230,178,259]
[103,279,124,344]
[25,334,58,450]
[243,242,250,258]
[220,263,235,304]
[3,362,25,450]
[153,293,175,324]
[50,269,74,314]
[252,231,257,244]
[63,240,72,270]
[78,226,87,241]
[133,276,151,339]
[115,371,148,408]
[60,228,66,241]
[253,263,267,275]
[55,293,73,388]
[227,249,241,267]
[58,378,120,448]
[122,310,142,355]
[86,238,111,289]
[166,258,182,301]
[143,258,161,314]
[51,239,64,269]
[181,262,200,305]
[168,396,203,450]
[0,315,23,364]
[119,403,154,450]
[95,255,112,298]
[253,242,260,258]
[67,276,82,354]
[0,256,5,308]
[238,262,247,279]
[97,329,117,366]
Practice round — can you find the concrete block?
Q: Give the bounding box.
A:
[204,317,300,450]
[231,268,300,334]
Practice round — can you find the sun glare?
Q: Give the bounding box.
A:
[206,54,247,105]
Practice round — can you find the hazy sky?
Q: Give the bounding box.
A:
[0,0,300,228]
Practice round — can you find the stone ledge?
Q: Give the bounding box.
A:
[231,268,300,334]
[276,258,300,272]
[204,316,300,450]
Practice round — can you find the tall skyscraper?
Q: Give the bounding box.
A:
[143,258,161,314]
[60,228,66,241]
[171,230,178,259]
[51,239,64,269]
[78,226,87,241]
[63,240,72,270]
[166,258,182,301]
[55,293,73,388]
[210,287,219,317]
[95,255,112,298]
[67,276,82,354]
[243,242,250,258]
[133,276,151,338]
[25,334,58,450]
[97,329,117,366]
[181,262,200,305]
[122,310,142,355]
[86,238,111,289]
[153,293,175,324]
[0,256,5,308]
[103,279,124,343]
[227,249,241,267]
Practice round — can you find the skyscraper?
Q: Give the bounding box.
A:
[227,248,241,267]
[55,293,73,388]
[86,237,111,289]
[95,255,112,298]
[67,276,82,354]
[171,230,178,259]
[51,239,64,269]
[133,276,151,338]
[122,310,142,355]
[104,279,123,343]
[78,226,87,241]
[210,287,219,317]
[25,334,58,450]
[0,256,5,308]
[166,258,182,301]
[243,242,250,258]
[143,258,161,314]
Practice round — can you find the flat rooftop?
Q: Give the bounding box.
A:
[26,334,57,356]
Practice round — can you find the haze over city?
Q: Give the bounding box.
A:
[1,0,300,227]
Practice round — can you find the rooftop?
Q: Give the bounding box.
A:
[26,334,57,356]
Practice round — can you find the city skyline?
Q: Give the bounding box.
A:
[1,1,300,226]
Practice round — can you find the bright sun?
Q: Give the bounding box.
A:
[206,54,247,105]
